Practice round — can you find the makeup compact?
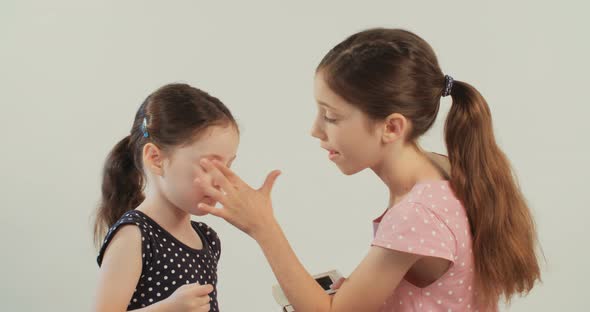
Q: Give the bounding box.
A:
[272,270,344,312]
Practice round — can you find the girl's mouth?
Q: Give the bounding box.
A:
[328,150,340,160]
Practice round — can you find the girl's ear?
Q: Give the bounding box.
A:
[381,113,408,144]
[143,143,166,177]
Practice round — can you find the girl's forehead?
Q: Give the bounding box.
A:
[179,125,239,158]
[314,73,357,114]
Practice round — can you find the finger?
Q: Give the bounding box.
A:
[260,170,281,195]
[196,294,211,305]
[200,159,235,195]
[197,303,211,312]
[194,178,227,204]
[211,159,240,182]
[192,283,214,296]
[330,277,346,290]
[198,203,229,220]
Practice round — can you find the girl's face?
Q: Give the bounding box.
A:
[311,71,385,175]
[157,125,239,216]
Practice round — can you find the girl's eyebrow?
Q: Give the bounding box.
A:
[318,101,337,110]
[200,154,237,162]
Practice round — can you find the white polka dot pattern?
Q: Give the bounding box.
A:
[371,181,486,311]
[97,210,221,311]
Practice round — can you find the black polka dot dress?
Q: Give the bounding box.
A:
[97,210,221,311]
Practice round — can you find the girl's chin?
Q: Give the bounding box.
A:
[188,200,217,216]
[191,209,210,217]
[336,163,364,176]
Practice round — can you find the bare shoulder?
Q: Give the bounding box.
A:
[101,224,142,267]
[94,225,143,312]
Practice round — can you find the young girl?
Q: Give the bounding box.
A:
[93,83,239,312]
[195,28,541,311]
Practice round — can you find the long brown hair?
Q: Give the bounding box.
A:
[317,28,541,305]
[93,83,237,247]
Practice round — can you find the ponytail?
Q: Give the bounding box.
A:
[92,83,238,248]
[444,81,541,305]
[314,27,541,306]
[93,135,144,248]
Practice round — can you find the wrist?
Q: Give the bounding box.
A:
[252,217,281,244]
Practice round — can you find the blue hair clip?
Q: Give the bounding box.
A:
[141,117,149,138]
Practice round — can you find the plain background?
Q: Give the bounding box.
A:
[2,0,589,311]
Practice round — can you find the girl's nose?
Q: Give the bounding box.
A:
[310,119,326,140]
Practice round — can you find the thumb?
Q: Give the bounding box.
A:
[260,170,281,195]
[193,283,214,296]
[330,277,347,290]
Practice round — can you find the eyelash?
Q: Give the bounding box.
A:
[323,115,337,123]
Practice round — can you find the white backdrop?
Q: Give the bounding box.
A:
[1,0,588,311]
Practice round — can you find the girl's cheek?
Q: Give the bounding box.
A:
[194,171,215,190]
[191,164,206,181]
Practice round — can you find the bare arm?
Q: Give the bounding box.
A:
[93,225,171,312]
[257,223,420,312]
[197,159,421,312]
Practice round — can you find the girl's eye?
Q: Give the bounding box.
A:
[323,115,337,123]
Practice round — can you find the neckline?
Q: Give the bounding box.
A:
[415,179,450,186]
[374,180,450,223]
[132,210,210,253]
[396,179,449,205]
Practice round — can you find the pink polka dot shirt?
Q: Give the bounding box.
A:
[371,180,492,312]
